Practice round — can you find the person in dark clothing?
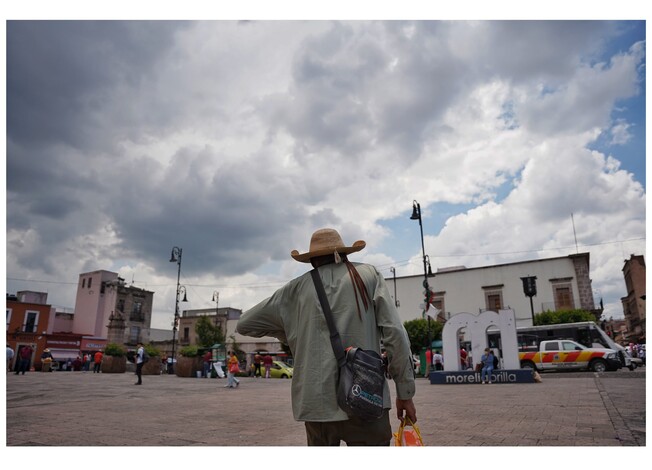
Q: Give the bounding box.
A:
[15,345,34,375]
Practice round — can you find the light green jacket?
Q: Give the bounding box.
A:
[236,262,416,422]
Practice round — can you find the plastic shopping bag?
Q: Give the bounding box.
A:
[393,417,424,446]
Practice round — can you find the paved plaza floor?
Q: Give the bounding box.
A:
[4,368,646,451]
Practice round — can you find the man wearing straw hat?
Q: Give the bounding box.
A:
[237,228,417,446]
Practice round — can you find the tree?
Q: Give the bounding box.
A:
[195,315,224,348]
[403,319,426,355]
[403,317,444,355]
[228,334,245,362]
[534,309,596,326]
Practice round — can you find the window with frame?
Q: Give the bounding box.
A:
[562,341,580,351]
[130,301,144,322]
[183,327,190,342]
[6,309,12,331]
[553,284,575,310]
[117,299,125,312]
[485,291,503,311]
[129,326,141,344]
[23,311,39,333]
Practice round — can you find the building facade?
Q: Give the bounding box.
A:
[6,292,87,370]
[6,293,55,370]
[178,307,279,355]
[621,254,646,343]
[72,270,154,347]
[387,252,598,328]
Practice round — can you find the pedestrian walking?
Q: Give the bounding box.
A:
[225,351,240,388]
[480,348,495,384]
[236,228,416,446]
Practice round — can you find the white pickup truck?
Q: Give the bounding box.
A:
[519,339,621,372]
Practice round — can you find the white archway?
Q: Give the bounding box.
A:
[442,310,519,371]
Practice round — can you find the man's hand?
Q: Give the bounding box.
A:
[396,398,417,423]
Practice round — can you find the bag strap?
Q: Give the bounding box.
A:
[310,269,347,368]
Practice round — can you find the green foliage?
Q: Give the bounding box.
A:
[534,309,597,326]
[144,344,160,357]
[104,343,126,357]
[429,319,444,343]
[179,345,199,357]
[403,317,444,354]
[228,334,245,362]
[194,315,225,348]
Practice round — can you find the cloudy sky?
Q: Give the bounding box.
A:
[4,15,646,329]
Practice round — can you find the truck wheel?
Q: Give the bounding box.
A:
[520,360,537,370]
[628,363,637,371]
[591,359,607,373]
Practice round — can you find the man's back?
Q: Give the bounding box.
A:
[237,261,414,422]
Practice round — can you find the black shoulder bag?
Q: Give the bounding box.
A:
[310,268,386,421]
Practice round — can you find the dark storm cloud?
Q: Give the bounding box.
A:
[7,20,189,152]
[102,145,318,277]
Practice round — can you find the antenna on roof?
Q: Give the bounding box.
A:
[571,213,579,254]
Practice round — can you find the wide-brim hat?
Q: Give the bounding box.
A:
[291,228,366,263]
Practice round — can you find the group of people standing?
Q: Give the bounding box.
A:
[423,348,444,376]
[251,353,274,378]
[423,345,497,384]
[8,344,33,374]
[5,345,105,374]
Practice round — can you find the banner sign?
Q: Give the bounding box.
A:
[429,369,535,384]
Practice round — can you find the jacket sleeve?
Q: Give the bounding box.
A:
[369,267,416,401]
[236,293,288,344]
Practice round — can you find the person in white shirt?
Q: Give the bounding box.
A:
[7,346,15,372]
[432,350,443,371]
[135,343,144,385]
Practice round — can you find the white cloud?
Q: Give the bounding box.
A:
[6,20,645,327]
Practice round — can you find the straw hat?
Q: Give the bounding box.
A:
[291,228,366,263]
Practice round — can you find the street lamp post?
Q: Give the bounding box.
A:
[212,291,220,328]
[410,200,433,349]
[169,246,183,374]
[390,267,400,308]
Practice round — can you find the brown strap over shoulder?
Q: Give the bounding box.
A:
[344,260,371,319]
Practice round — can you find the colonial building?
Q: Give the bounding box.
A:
[6,291,87,370]
[621,254,646,343]
[73,270,155,347]
[386,252,599,328]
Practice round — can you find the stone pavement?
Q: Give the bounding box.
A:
[4,368,646,447]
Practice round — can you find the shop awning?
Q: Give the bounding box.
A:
[49,349,80,360]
